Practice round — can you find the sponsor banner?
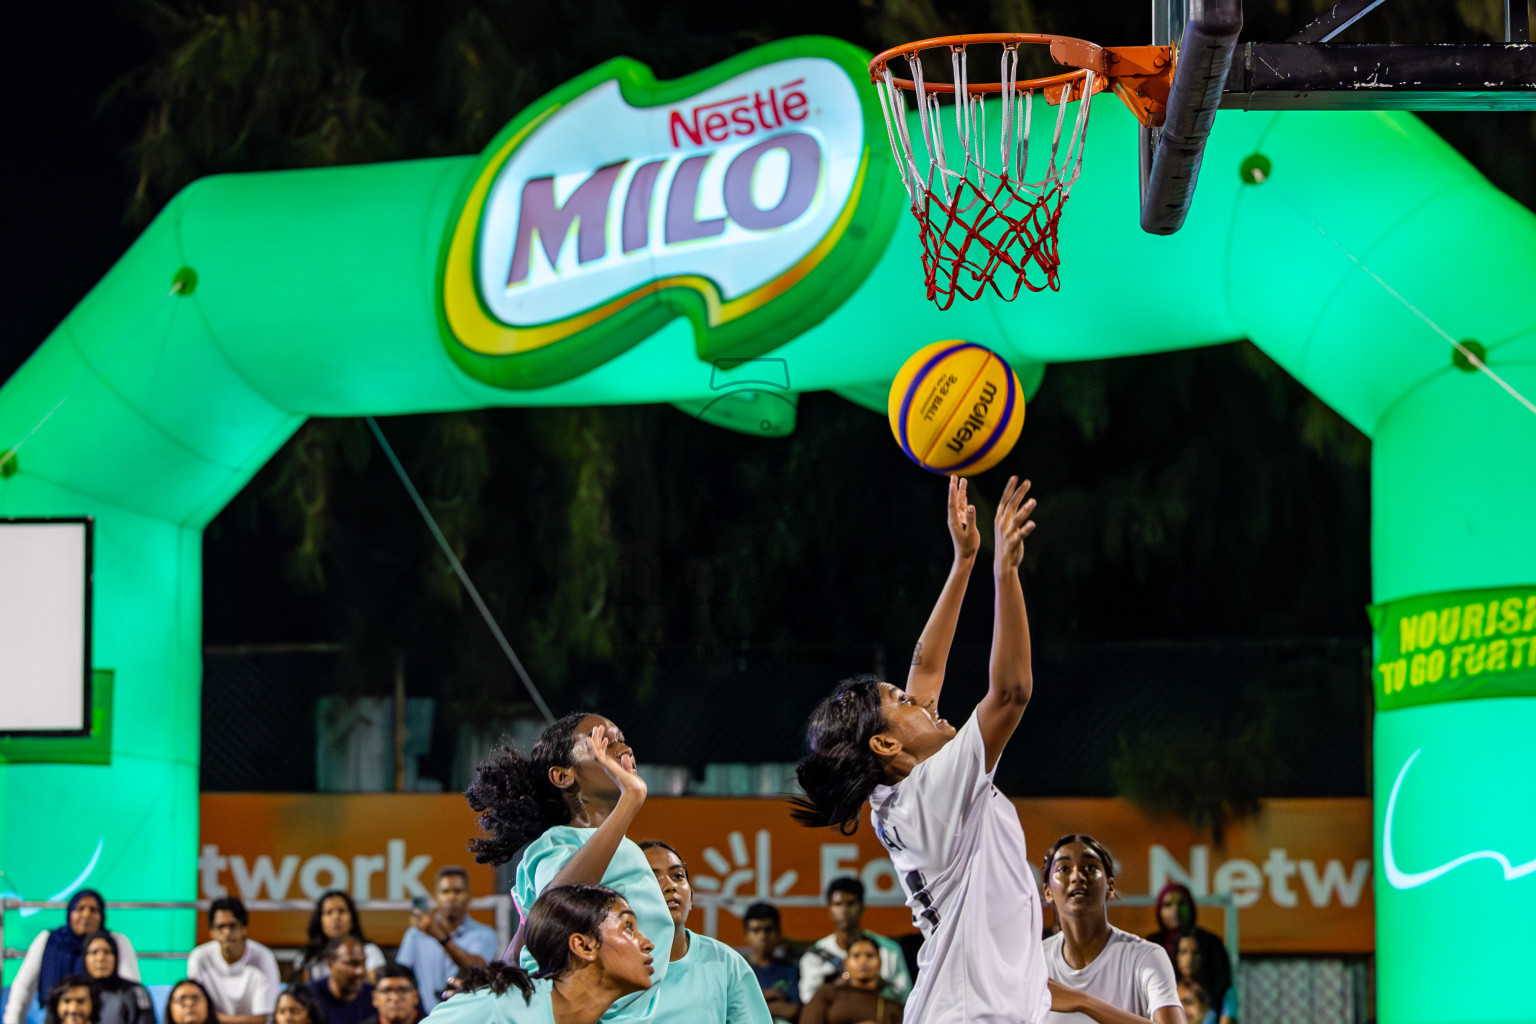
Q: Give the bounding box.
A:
[199,794,498,948]
[437,36,899,390]
[202,795,1371,953]
[1368,584,1536,711]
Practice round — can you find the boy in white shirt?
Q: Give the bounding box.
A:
[187,898,280,1024]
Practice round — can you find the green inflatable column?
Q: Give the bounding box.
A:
[1370,359,1536,1024]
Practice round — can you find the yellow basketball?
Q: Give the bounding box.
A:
[887,341,1025,474]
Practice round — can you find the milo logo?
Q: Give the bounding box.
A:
[945,381,998,453]
[439,39,898,390]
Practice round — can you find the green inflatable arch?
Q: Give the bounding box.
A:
[2,37,1532,1024]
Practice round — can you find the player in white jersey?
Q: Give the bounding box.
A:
[794,475,1081,1024]
[1041,836,1186,1024]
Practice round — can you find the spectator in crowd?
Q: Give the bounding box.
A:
[639,841,771,1023]
[424,885,655,1024]
[1040,835,1184,1024]
[273,988,326,1024]
[740,903,800,1023]
[1148,884,1231,1019]
[5,891,141,1024]
[298,894,384,985]
[796,879,910,1006]
[1177,980,1212,1024]
[164,981,218,1024]
[800,936,902,1024]
[1175,937,1235,1024]
[305,937,375,1024]
[188,897,281,1024]
[81,935,152,1024]
[394,868,496,1013]
[42,977,98,1024]
[365,966,420,1024]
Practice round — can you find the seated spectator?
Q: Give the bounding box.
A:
[394,868,496,1013]
[801,937,902,1024]
[1147,883,1231,1013]
[305,938,375,1024]
[1176,935,1237,1024]
[297,893,384,985]
[797,878,910,1006]
[187,897,281,1024]
[364,967,419,1024]
[5,891,140,1024]
[81,935,152,1024]
[273,988,326,1024]
[164,981,217,1024]
[43,977,98,1024]
[740,902,800,1024]
[1178,979,1213,1024]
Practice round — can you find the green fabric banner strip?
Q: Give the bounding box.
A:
[1368,586,1536,711]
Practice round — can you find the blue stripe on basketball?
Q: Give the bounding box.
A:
[946,353,1018,472]
[896,342,983,469]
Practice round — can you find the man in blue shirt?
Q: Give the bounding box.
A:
[395,866,498,1011]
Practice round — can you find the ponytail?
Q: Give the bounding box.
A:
[456,963,535,1003]
[790,676,888,835]
[465,712,595,864]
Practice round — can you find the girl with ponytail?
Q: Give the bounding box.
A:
[464,714,672,1020]
[428,884,657,1024]
[793,475,1073,1024]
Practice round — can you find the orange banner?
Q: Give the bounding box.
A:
[199,794,499,948]
[200,795,1372,954]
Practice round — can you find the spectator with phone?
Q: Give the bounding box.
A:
[395,867,497,1012]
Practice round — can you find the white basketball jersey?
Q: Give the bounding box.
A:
[869,713,1051,1024]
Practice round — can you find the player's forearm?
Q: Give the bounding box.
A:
[1048,981,1162,1024]
[988,566,1032,705]
[907,553,975,706]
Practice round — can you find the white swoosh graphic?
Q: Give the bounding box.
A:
[1384,749,1536,889]
[0,836,104,917]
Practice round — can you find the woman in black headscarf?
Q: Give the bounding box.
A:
[3,891,141,1024]
[82,934,154,1024]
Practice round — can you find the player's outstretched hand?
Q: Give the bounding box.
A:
[587,725,647,805]
[948,475,979,563]
[993,475,1037,574]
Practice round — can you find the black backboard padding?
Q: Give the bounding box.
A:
[1140,0,1244,235]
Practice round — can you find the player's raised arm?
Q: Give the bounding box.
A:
[976,475,1037,770]
[905,475,980,713]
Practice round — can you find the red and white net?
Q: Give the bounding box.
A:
[873,45,1096,309]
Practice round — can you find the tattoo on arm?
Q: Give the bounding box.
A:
[912,641,924,666]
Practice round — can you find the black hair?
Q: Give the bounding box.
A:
[208,897,249,928]
[526,885,628,982]
[464,712,600,865]
[275,985,327,1024]
[455,964,534,1004]
[324,934,365,960]
[435,865,470,884]
[790,675,887,835]
[374,964,418,990]
[164,980,216,1024]
[825,876,865,903]
[44,976,100,1024]
[742,902,781,928]
[1041,834,1118,884]
[638,840,688,879]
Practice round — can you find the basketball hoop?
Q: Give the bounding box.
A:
[869,34,1171,308]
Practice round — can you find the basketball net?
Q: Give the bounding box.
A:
[873,46,1097,310]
